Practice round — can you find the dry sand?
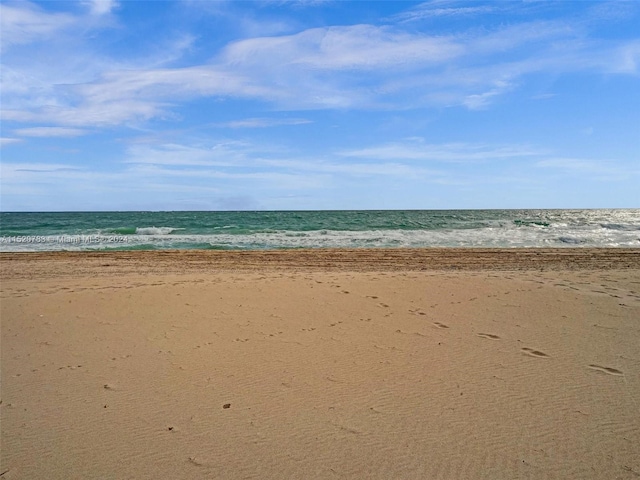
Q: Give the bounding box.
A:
[1,249,639,479]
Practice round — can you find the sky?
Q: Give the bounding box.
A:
[0,0,639,211]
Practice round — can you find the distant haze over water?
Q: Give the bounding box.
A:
[1,210,638,252]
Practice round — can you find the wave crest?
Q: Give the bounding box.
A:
[135,226,180,235]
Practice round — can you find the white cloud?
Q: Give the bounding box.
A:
[13,127,89,138]
[341,139,543,163]
[258,158,441,178]
[1,2,638,131]
[125,142,252,167]
[462,81,513,109]
[2,66,281,127]
[83,0,118,16]
[0,137,23,147]
[216,117,312,128]
[0,1,118,53]
[0,2,75,52]
[221,25,464,71]
[393,1,497,22]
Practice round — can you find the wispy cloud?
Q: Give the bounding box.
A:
[83,0,119,16]
[13,127,89,138]
[2,134,636,210]
[341,139,544,163]
[258,157,441,178]
[0,137,23,147]
[462,81,513,110]
[123,138,444,180]
[2,1,638,131]
[125,142,253,167]
[215,117,312,128]
[0,2,75,52]
[0,0,117,53]
[393,1,497,22]
[221,25,464,71]
[610,40,640,74]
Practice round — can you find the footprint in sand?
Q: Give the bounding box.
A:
[477,333,500,339]
[521,347,549,358]
[588,364,623,376]
[433,322,449,329]
[188,456,209,467]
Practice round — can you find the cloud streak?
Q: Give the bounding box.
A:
[393,0,497,22]
[0,137,23,147]
[215,118,312,128]
[340,139,544,163]
[0,2,75,52]
[13,127,89,138]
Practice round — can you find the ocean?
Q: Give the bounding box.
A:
[0,209,638,252]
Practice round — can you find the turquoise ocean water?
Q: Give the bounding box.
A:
[0,209,638,252]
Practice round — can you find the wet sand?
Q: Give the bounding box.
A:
[1,249,639,479]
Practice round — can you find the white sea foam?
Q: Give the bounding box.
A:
[135,226,180,235]
[122,224,640,250]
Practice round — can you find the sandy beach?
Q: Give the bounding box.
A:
[1,249,639,479]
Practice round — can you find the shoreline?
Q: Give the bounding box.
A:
[1,248,639,279]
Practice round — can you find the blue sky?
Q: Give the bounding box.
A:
[1,0,639,211]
